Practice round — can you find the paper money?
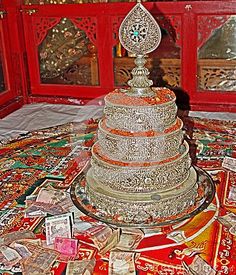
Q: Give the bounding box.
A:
[21,262,50,275]
[0,230,36,246]
[36,188,68,204]
[116,228,144,250]
[90,226,120,254]
[186,255,216,275]
[84,224,107,237]
[0,245,22,263]
[25,201,66,218]
[54,237,78,256]
[167,230,187,243]
[89,226,113,250]
[66,259,96,275]
[229,224,236,236]
[217,212,236,228]
[25,194,37,207]
[23,246,59,272]
[109,251,136,275]
[228,186,236,202]
[10,242,32,258]
[45,213,73,245]
[222,156,236,172]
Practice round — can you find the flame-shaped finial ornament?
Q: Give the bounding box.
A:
[119,1,162,97]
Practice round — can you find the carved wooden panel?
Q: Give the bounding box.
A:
[32,17,61,46]
[198,59,236,91]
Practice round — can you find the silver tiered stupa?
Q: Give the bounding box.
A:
[71,1,215,227]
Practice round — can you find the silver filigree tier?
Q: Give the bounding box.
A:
[86,167,198,224]
[104,87,177,132]
[89,141,191,193]
[97,118,183,162]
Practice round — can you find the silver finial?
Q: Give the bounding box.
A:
[119,2,162,97]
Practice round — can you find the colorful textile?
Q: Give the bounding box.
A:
[0,116,236,274]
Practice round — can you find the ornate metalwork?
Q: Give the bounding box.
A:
[71,166,215,227]
[118,2,161,97]
[97,119,183,162]
[69,1,215,228]
[114,58,181,87]
[87,167,198,224]
[104,87,177,132]
[90,141,191,193]
[119,3,161,55]
[113,15,181,48]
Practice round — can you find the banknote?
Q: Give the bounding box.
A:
[217,212,236,228]
[25,194,37,207]
[229,224,236,236]
[89,225,113,250]
[222,156,236,172]
[36,188,68,204]
[10,242,32,258]
[186,255,216,275]
[66,259,96,275]
[24,207,46,218]
[54,237,78,256]
[56,196,74,212]
[25,201,66,218]
[100,228,120,255]
[73,221,94,235]
[90,226,120,254]
[108,251,136,275]
[45,213,73,245]
[21,262,50,275]
[0,230,36,245]
[116,228,144,250]
[84,224,107,237]
[23,246,59,272]
[0,245,22,263]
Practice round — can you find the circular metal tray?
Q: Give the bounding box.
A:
[70,166,215,228]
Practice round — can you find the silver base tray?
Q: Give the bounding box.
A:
[70,166,215,228]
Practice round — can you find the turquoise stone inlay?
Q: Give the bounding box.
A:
[133,31,139,36]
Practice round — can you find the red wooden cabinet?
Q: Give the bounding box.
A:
[0,0,26,118]
[0,1,236,115]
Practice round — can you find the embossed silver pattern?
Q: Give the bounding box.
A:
[119,2,161,55]
[97,120,183,162]
[87,178,198,224]
[104,101,177,133]
[90,141,191,193]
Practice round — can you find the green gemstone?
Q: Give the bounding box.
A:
[133,31,139,36]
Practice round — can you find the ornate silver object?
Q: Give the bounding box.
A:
[119,1,162,97]
[71,1,215,228]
